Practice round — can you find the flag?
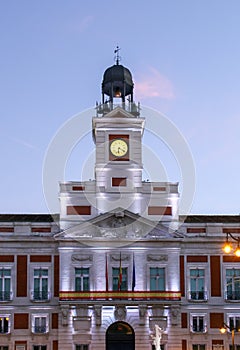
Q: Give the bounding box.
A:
[132,254,136,291]
[105,254,108,291]
[118,252,122,291]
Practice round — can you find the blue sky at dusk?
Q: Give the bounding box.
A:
[1,1,240,214]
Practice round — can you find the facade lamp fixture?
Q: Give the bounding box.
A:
[223,233,240,256]
[219,322,240,350]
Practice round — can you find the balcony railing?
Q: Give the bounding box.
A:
[33,326,47,333]
[31,291,50,302]
[187,291,208,301]
[225,291,240,301]
[59,290,181,301]
[191,325,207,333]
[96,102,140,117]
[0,291,12,302]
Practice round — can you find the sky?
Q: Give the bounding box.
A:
[0,0,240,215]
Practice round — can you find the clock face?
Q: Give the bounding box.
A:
[110,139,128,157]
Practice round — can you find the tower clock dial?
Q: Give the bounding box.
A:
[110,139,128,157]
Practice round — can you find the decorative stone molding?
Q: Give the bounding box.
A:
[147,254,168,262]
[71,254,93,262]
[114,305,126,320]
[110,254,130,262]
[170,305,180,326]
[73,316,91,331]
[139,304,148,325]
[61,306,69,326]
[93,305,102,326]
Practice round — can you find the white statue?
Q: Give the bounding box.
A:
[151,325,163,350]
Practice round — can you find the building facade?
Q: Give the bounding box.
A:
[0,59,240,350]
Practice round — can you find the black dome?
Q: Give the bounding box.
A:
[102,64,134,102]
[103,64,133,86]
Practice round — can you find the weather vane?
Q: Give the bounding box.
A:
[114,46,121,65]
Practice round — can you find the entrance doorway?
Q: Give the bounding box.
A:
[106,321,135,350]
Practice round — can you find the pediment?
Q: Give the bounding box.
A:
[55,208,183,241]
[103,106,134,119]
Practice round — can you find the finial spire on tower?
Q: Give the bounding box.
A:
[114,46,121,65]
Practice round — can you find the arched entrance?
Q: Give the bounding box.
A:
[106,321,135,350]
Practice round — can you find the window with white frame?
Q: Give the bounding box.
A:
[32,314,49,333]
[190,314,207,333]
[150,267,165,291]
[0,268,11,301]
[192,345,205,350]
[227,314,240,331]
[226,269,240,301]
[0,316,10,334]
[75,268,90,291]
[33,346,47,350]
[33,268,49,301]
[189,268,206,300]
[75,345,88,350]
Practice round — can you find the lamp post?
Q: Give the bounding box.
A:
[220,323,235,350]
[223,233,240,257]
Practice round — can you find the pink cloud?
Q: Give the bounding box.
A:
[135,66,175,100]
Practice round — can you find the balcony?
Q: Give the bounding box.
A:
[0,291,12,302]
[225,291,240,301]
[32,326,48,334]
[30,291,50,302]
[187,291,208,302]
[59,290,181,304]
[191,325,207,333]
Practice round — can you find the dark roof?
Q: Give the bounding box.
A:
[0,214,59,223]
[180,215,240,223]
[0,213,239,224]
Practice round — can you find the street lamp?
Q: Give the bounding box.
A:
[223,233,240,257]
[220,322,237,350]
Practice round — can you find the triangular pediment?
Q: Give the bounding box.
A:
[55,208,183,242]
[103,106,135,119]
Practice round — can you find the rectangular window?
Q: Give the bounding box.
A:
[148,206,172,215]
[75,268,89,291]
[192,345,205,350]
[0,316,9,333]
[67,206,91,215]
[0,269,11,301]
[151,346,164,350]
[229,315,240,331]
[33,316,48,333]
[112,177,127,187]
[192,316,205,333]
[0,347,8,350]
[112,267,128,291]
[226,269,240,300]
[72,186,85,191]
[33,269,49,301]
[189,269,205,300]
[76,345,88,350]
[33,347,47,350]
[150,267,165,291]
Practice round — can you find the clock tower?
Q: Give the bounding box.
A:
[59,56,179,229]
[92,59,145,214]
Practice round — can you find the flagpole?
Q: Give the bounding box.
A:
[118,252,122,291]
[132,253,136,291]
[105,254,108,292]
